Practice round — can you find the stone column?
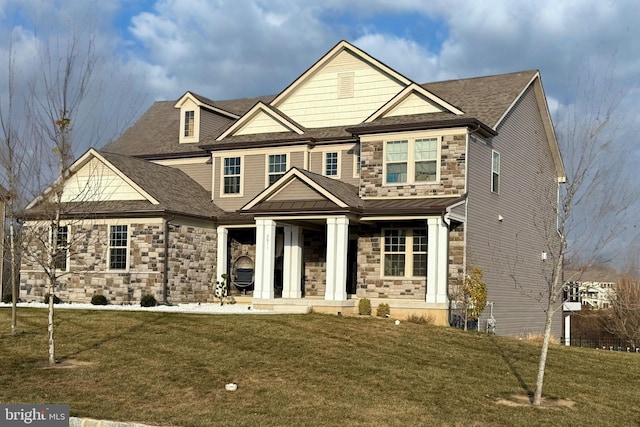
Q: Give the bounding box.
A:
[325,216,349,301]
[282,225,303,299]
[254,219,276,299]
[426,217,449,304]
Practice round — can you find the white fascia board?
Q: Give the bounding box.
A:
[216,102,304,141]
[174,92,239,119]
[366,84,464,123]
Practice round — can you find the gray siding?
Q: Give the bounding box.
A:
[466,85,562,337]
[200,109,233,139]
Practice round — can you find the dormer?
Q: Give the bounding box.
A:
[174,92,239,144]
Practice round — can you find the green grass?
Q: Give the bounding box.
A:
[1,308,640,426]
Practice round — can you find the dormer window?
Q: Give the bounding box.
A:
[184,110,195,137]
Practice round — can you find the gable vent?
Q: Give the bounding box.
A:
[337,72,354,98]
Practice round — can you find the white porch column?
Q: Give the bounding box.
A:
[282,225,302,299]
[426,218,449,304]
[564,314,571,346]
[216,226,228,281]
[254,219,276,299]
[325,216,349,301]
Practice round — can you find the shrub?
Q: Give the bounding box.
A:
[407,313,434,325]
[140,294,158,307]
[91,294,108,306]
[358,298,371,315]
[2,293,12,304]
[376,303,390,317]
[44,293,62,304]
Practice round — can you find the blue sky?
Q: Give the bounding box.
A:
[1,0,639,265]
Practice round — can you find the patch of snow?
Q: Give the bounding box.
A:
[0,301,270,314]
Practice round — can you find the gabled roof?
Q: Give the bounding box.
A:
[216,102,305,140]
[24,149,223,220]
[242,167,362,213]
[175,91,240,119]
[270,40,412,107]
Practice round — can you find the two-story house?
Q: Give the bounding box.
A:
[20,41,565,336]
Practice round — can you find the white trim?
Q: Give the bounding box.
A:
[381,227,428,279]
[152,157,209,166]
[243,168,349,211]
[353,144,361,178]
[174,92,239,119]
[271,40,412,107]
[216,226,229,280]
[219,155,244,198]
[216,102,304,140]
[365,83,464,123]
[107,224,130,272]
[322,151,341,178]
[265,152,289,187]
[491,150,501,194]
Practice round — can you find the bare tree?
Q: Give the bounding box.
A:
[603,275,640,348]
[530,65,636,405]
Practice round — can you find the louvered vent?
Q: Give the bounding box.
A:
[337,72,354,98]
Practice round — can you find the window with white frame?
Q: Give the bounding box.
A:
[268,154,287,185]
[384,137,440,184]
[383,228,428,277]
[492,150,500,193]
[223,157,241,194]
[109,225,128,270]
[53,226,69,271]
[324,152,339,177]
[184,110,195,137]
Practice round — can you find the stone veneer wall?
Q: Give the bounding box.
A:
[359,133,466,198]
[303,229,326,297]
[447,223,465,298]
[20,222,164,303]
[356,225,426,299]
[20,220,219,304]
[166,224,217,303]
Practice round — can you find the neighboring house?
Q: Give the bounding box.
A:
[19,41,565,336]
[564,266,618,310]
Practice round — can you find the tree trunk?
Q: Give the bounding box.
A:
[48,283,55,365]
[10,222,17,335]
[533,304,554,405]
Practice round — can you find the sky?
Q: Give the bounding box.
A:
[0,0,639,265]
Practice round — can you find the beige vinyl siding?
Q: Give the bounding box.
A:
[62,158,145,202]
[278,50,404,128]
[385,93,443,117]
[213,149,306,211]
[308,144,359,186]
[170,163,212,192]
[269,180,324,201]
[235,111,291,135]
[465,85,561,337]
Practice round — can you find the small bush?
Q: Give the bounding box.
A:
[358,298,371,315]
[407,313,434,325]
[44,293,62,304]
[376,303,390,318]
[2,293,13,304]
[140,294,158,307]
[91,294,108,306]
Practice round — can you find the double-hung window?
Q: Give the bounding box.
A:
[384,137,440,184]
[324,152,339,177]
[109,225,128,270]
[268,154,287,185]
[383,228,428,278]
[53,226,69,271]
[184,111,195,137]
[491,150,500,193]
[223,157,241,195]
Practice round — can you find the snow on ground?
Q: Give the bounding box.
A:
[0,301,271,314]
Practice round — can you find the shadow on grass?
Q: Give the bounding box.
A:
[490,335,533,397]
[58,311,171,362]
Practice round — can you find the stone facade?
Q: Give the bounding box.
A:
[447,223,465,297]
[359,133,466,198]
[20,219,218,304]
[303,229,326,297]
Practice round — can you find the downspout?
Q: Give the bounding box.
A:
[163,215,175,304]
